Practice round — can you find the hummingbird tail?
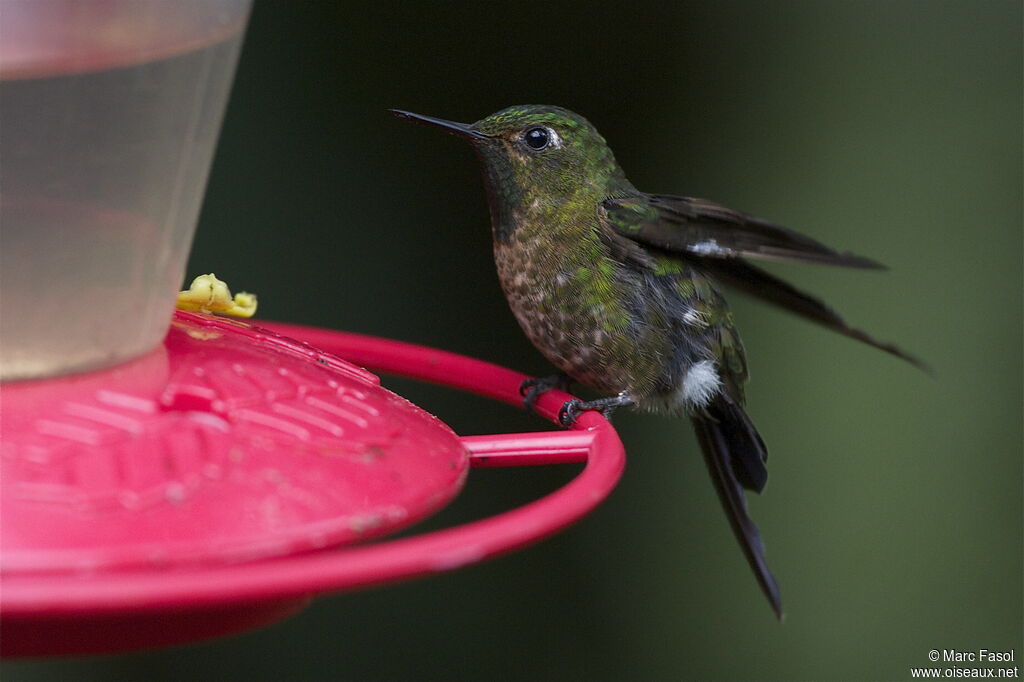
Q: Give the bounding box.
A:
[691,396,783,619]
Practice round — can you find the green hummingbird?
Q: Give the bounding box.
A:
[391,105,924,618]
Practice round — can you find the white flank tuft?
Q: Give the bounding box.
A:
[682,307,707,327]
[681,360,722,409]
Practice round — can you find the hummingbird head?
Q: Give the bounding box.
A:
[391,105,633,240]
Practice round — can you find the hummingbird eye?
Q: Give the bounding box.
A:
[523,127,551,151]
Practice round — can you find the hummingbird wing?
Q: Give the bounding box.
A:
[601,194,884,268]
[701,258,930,371]
[693,394,783,619]
[600,194,928,371]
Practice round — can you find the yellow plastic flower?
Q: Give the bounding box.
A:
[176,273,257,318]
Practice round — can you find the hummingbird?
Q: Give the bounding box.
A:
[391,105,924,619]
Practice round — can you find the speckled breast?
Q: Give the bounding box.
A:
[492,230,670,397]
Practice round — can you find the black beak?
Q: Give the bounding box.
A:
[389,109,488,141]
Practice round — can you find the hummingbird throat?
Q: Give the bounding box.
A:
[473,137,630,243]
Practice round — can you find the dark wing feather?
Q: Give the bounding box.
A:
[702,258,930,372]
[692,396,782,619]
[599,193,928,372]
[602,194,884,269]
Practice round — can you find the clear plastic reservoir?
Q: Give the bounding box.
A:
[0,0,252,380]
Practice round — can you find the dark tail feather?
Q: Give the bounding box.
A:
[711,393,769,493]
[692,397,783,619]
[703,258,930,373]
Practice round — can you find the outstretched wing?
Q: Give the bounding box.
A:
[599,193,928,371]
[602,194,884,269]
[702,258,930,372]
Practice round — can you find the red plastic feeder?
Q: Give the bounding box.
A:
[0,311,625,657]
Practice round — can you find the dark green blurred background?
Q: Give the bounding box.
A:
[6,0,1021,680]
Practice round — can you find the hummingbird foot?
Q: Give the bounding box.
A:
[558,392,635,427]
[519,373,573,414]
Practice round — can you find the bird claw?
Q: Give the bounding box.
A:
[558,392,635,427]
[521,377,633,426]
[519,374,572,414]
[558,399,585,427]
[518,377,540,398]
